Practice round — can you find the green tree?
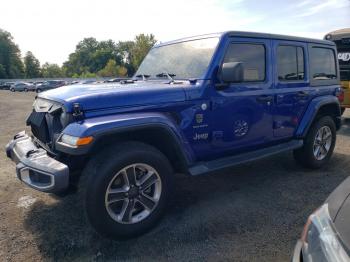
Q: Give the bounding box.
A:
[130,34,156,72]
[63,37,120,77]
[98,59,127,77]
[0,64,6,78]
[116,40,135,76]
[0,29,24,79]
[62,34,156,78]
[91,40,121,72]
[80,71,96,78]
[41,62,65,78]
[24,51,41,78]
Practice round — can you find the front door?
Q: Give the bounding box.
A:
[209,38,274,157]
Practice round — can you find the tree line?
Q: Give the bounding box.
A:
[0,28,157,79]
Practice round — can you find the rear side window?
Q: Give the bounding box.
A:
[223,43,265,82]
[277,45,304,81]
[310,47,337,80]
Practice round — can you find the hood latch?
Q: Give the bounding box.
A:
[73,103,84,120]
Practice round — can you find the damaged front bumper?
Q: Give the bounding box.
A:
[5,131,69,193]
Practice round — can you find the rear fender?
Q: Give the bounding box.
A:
[295,95,341,138]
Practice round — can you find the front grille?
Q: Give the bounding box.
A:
[26,98,68,149]
[27,111,50,143]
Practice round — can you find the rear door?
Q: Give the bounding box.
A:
[272,41,311,139]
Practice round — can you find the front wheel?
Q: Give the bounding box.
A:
[293,116,336,169]
[36,88,42,93]
[10,88,15,92]
[82,142,173,239]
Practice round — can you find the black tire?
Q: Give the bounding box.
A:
[341,108,346,116]
[293,116,336,169]
[36,88,42,93]
[24,88,28,92]
[81,142,174,239]
[10,88,15,92]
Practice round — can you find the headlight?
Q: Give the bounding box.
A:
[301,204,350,262]
[61,134,79,146]
[59,108,71,127]
[60,134,93,147]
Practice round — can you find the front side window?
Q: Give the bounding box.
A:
[135,37,219,80]
[310,47,337,80]
[277,45,305,81]
[223,43,265,82]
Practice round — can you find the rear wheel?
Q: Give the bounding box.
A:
[293,116,336,169]
[24,88,28,92]
[36,88,42,93]
[82,142,173,239]
[10,88,15,92]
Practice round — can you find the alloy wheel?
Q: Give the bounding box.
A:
[104,163,162,224]
[313,126,332,160]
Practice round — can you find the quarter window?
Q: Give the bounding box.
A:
[223,43,265,82]
[310,47,337,80]
[277,46,305,81]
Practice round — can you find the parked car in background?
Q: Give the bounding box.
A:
[34,81,44,86]
[35,80,66,93]
[104,77,129,83]
[0,82,15,90]
[66,80,80,85]
[325,28,350,115]
[80,80,96,85]
[293,176,350,261]
[10,82,36,92]
[6,31,342,239]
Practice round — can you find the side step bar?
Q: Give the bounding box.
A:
[189,140,303,176]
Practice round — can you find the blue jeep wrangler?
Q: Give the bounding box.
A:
[6,31,342,238]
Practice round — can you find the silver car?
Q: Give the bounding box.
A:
[292,176,350,261]
[10,82,36,92]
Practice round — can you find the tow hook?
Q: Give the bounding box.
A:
[26,149,40,157]
[14,131,26,140]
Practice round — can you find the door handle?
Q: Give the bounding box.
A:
[297,91,309,97]
[256,95,273,103]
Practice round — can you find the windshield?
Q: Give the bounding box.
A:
[135,37,219,80]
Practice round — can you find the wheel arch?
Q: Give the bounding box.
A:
[58,113,195,173]
[296,95,341,138]
[88,125,191,173]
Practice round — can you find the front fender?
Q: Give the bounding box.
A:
[295,95,341,138]
[56,112,194,163]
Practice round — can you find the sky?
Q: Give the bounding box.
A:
[0,0,349,65]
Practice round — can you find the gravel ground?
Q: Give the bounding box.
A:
[1,90,350,262]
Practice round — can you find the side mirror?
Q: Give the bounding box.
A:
[220,62,244,83]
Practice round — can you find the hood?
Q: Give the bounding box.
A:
[38,81,188,112]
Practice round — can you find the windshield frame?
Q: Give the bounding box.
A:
[134,35,221,81]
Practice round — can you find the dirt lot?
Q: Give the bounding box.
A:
[1,90,350,262]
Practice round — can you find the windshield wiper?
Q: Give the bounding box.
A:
[156,72,176,82]
[135,74,151,81]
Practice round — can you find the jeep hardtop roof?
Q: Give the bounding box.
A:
[156,31,335,47]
